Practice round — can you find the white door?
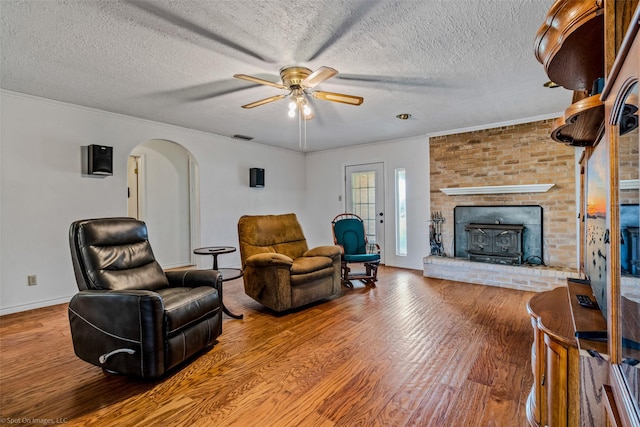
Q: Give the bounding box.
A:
[345,163,385,263]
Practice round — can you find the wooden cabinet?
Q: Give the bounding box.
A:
[601,7,640,425]
[534,1,640,425]
[527,282,609,427]
[534,0,606,147]
[529,308,547,425]
[535,1,638,147]
[550,95,605,147]
[534,0,605,92]
[528,287,581,427]
[546,334,572,426]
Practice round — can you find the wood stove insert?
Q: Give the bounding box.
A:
[454,205,543,265]
[465,223,525,265]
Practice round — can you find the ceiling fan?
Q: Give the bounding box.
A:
[233,66,364,119]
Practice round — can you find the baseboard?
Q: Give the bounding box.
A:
[0,295,73,316]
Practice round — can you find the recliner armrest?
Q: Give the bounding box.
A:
[68,289,165,377]
[304,245,341,258]
[69,289,164,342]
[245,252,293,267]
[165,269,222,294]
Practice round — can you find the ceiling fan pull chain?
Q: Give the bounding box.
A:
[298,110,302,149]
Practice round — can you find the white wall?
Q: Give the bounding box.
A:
[0,90,306,314]
[304,137,430,270]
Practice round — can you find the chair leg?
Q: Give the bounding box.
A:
[363,261,379,287]
[341,261,353,288]
[370,262,379,282]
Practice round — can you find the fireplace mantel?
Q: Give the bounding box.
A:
[440,183,554,196]
[621,179,639,190]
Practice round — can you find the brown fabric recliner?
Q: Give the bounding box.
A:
[237,213,342,312]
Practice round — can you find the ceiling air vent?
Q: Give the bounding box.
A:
[232,134,254,141]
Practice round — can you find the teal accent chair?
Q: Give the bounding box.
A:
[331,213,381,287]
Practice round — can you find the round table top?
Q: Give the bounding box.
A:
[193,246,236,255]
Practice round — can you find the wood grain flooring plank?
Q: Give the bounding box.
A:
[466,340,500,386]
[441,380,492,426]
[403,383,458,427]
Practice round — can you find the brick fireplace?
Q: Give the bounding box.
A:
[425,119,579,292]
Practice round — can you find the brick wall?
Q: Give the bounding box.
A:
[430,119,577,269]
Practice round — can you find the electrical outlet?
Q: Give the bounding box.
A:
[27,275,38,286]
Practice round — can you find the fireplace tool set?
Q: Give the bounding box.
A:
[430,211,445,256]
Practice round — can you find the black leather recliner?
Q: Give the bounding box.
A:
[68,217,222,378]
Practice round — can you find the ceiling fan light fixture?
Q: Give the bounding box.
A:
[234,66,363,148]
[396,113,411,120]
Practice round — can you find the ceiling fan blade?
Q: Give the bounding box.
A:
[234,74,287,90]
[311,91,364,106]
[301,67,338,88]
[241,94,286,109]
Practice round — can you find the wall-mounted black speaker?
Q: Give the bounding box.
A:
[88,145,113,175]
[250,168,265,188]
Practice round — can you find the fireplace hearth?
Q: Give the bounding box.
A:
[454,205,543,265]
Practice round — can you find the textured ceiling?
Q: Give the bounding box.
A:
[0,0,569,152]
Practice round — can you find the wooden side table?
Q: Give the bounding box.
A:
[193,246,244,319]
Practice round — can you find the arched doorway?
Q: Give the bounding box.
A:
[128,139,199,269]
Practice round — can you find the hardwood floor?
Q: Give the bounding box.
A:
[0,266,534,426]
